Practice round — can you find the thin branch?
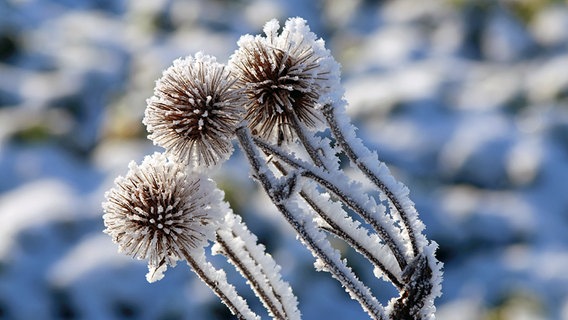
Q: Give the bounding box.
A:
[303,192,404,290]
[216,233,287,320]
[389,254,434,320]
[225,214,301,320]
[270,159,403,289]
[287,110,326,169]
[237,126,387,320]
[182,249,260,320]
[253,136,410,270]
[323,104,421,257]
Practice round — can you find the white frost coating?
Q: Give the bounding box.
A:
[143,52,244,170]
[284,194,387,319]
[420,242,444,320]
[324,100,444,317]
[257,138,411,266]
[188,249,260,320]
[384,243,443,320]
[214,211,301,320]
[312,135,342,172]
[301,182,402,281]
[276,17,344,105]
[238,126,387,319]
[326,100,429,252]
[146,263,168,283]
[228,17,343,143]
[286,124,341,173]
[102,152,224,282]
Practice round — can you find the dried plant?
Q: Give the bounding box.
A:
[229,18,341,145]
[103,17,443,320]
[144,53,244,168]
[102,152,222,282]
[103,152,297,320]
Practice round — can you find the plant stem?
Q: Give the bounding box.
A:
[237,126,386,320]
[269,159,403,289]
[253,136,410,270]
[323,104,420,257]
[288,110,326,169]
[182,249,259,320]
[301,190,404,290]
[221,214,301,320]
[216,232,287,320]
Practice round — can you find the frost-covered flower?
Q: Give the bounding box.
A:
[229,17,342,143]
[144,53,244,169]
[102,153,224,282]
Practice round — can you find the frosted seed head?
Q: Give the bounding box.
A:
[229,17,342,144]
[102,152,224,282]
[143,53,245,170]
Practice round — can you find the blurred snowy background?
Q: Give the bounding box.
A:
[1,0,568,319]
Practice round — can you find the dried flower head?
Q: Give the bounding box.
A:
[229,17,342,143]
[144,53,244,169]
[102,152,224,282]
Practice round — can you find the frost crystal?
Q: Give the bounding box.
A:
[102,152,223,281]
[229,17,342,144]
[144,53,245,169]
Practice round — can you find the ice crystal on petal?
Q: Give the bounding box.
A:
[229,17,342,143]
[102,153,223,281]
[144,53,245,169]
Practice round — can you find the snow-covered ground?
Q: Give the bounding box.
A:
[1,0,568,319]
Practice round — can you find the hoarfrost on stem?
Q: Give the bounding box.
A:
[213,212,301,320]
[103,16,443,320]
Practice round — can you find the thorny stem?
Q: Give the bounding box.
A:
[237,126,386,320]
[253,137,410,270]
[269,159,403,290]
[216,233,287,320]
[182,249,258,320]
[323,104,420,257]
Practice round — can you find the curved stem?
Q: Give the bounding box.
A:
[323,104,420,257]
[253,136,410,270]
[219,214,301,320]
[302,191,404,290]
[237,126,386,320]
[269,159,403,289]
[182,249,259,320]
[216,233,287,320]
[288,110,326,169]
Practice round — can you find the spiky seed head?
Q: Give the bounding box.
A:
[102,152,224,282]
[229,17,342,144]
[144,53,244,169]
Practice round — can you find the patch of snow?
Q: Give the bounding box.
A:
[0,179,75,259]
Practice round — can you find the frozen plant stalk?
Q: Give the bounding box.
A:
[229,18,443,320]
[103,17,442,320]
